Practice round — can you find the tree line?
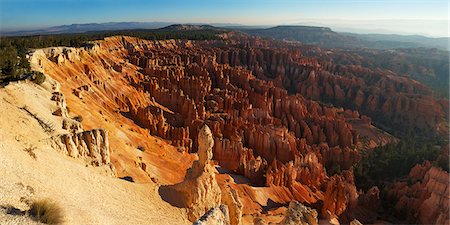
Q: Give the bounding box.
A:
[354,137,448,191]
[0,29,223,83]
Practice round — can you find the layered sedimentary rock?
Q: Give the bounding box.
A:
[47,88,112,166]
[387,161,450,225]
[51,129,111,166]
[49,91,83,133]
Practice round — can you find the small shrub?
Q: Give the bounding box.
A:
[137,146,145,152]
[28,199,63,224]
[32,71,46,85]
[73,115,83,122]
[41,120,55,133]
[120,176,134,182]
[23,146,37,159]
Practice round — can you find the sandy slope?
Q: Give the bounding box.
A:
[0,81,190,225]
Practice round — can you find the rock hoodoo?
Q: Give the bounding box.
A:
[160,125,222,222]
[30,33,448,224]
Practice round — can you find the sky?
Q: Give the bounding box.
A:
[0,0,448,37]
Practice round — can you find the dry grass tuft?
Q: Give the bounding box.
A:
[20,107,55,133]
[23,146,37,159]
[28,199,64,224]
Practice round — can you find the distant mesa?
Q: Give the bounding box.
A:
[161,24,218,31]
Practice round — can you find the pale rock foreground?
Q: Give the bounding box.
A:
[278,201,318,225]
[0,80,189,225]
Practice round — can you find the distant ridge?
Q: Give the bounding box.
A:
[0,22,232,36]
[2,22,448,50]
[0,22,172,36]
[160,24,218,31]
[268,25,333,32]
[242,25,360,48]
[241,25,449,50]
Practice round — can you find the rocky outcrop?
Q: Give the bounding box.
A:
[278,201,318,225]
[50,92,69,117]
[61,118,82,133]
[221,185,243,225]
[387,161,450,225]
[160,125,221,221]
[50,129,111,166]
[49,91,83,133]
[193,205,230,225]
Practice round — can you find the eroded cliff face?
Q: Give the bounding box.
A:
[31,38,195,185]
[44,88,114,169]
[51,129,111,166]
[387,161,450,225]
[29,33,445,224]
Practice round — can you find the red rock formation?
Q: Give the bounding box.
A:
[34,33,442,224]
[387,161,450,225]
[112,35,403,222]
[321,170,358,219]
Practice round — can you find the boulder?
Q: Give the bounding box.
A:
[193,205,230,225]
[278,201,318,225]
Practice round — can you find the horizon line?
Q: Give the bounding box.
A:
[1,20,449,38]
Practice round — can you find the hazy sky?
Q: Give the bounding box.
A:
[0,0,448,37]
